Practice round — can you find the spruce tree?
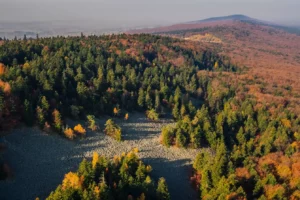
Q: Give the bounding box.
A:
[156,178,170,200]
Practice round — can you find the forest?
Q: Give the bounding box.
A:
[0,33,299,199]
[46,150,170,200]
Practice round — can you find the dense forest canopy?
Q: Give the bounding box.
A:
[0,34,235,131]
[0,33,299,199]
[46,150,170,200]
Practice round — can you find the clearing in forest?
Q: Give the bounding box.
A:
[0,113,202,200]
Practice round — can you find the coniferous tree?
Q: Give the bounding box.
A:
[23,99,34,126]
[156,178,170,200]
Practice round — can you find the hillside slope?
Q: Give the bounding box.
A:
[128,17,300,110]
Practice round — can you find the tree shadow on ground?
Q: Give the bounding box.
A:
[0,113,193,200]
[142,157,199,200]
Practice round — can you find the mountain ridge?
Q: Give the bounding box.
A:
[187,14,254,24]
[127,14,300,35]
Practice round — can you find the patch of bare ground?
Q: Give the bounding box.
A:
[0,113,202,200]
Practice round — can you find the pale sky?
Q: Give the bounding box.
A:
[0,0,299,27]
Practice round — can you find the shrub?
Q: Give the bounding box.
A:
[146,109,159,121]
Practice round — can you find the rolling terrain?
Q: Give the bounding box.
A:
[128,15,300,113]
[0,16,300,200]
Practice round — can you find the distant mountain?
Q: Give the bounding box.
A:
[127,15,300,35]
[188,15,300,35]
[187,14,254,24]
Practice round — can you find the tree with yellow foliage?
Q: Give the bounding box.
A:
[281,118,292,128]
[92,152,99,169]
[133,147,139,153]
[74,124,86,136]
[214,61,219,69]
[47,150,169,200]
[62,172,83,190]
[23,62,30,71]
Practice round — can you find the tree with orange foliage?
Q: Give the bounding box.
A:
[3,82,11,94]
[74,124,86,136]
[0,63,5,75]
[113,107,120,117]
[124,113,129,120]
[64,128,75,140]
[0,81,11,94]
[264,184,285,199]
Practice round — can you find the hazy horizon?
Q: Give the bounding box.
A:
[0,0,299,27]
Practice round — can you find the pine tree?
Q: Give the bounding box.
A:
[41,96,50,111]
[36,106,45,128]
[156,178,170,200]
[155,91,161,112]
[175,131,187,148]
[145,91,153,109]
[138,88,145,109]
[161,125,174,147]
[174,87,181,104]
[236,127,246,144]
[180,104,187,117]
[87,115,98,131]
[172,103,180,119]
[23,99,34,126]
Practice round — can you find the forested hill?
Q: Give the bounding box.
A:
[1,33,300,200]
[0,34,235,131]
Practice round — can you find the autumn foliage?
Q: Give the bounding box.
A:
[74,124,86,136]
[62,172,84,190]
[64,128,75,140]
[0,63,5,75]
[124,113,129,120]
[0,80,11,94]
[47,151,170,199]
